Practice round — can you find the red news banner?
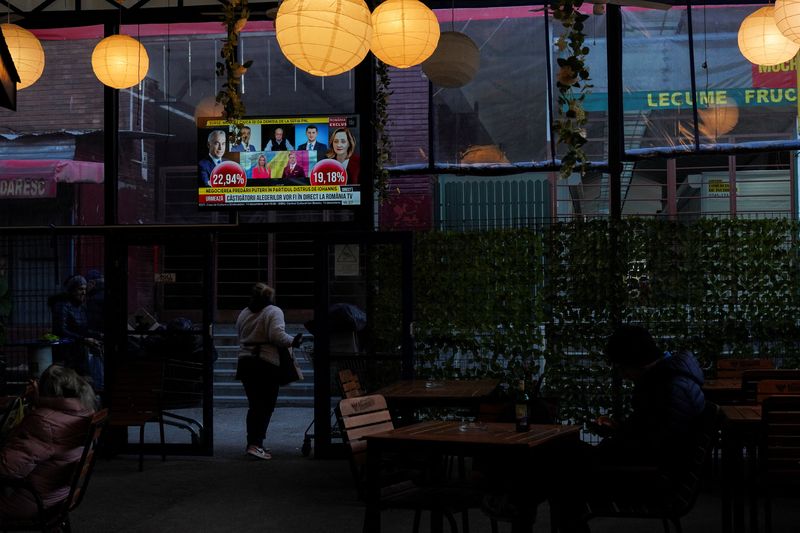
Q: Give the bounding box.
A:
[200,152,360,206]
[199,185,360,206]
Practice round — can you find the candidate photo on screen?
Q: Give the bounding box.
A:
[263,126,295,151]
[280,151,309,186]
[296,124,328,165]
[248,153,271,179]
[198,129,231,187]
[324,127,360,184]
[230,125,260,153]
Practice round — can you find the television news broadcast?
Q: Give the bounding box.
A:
[197,114,361,209]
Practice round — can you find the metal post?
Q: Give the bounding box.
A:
[729,155,737,218]
[103,20,119,226]
[312,237,332,458]
[607,4,623,222]
[354,59,374,231]
[667,158,677,220]
[606,4,625,420]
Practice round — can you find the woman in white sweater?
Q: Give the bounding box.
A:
[235,283,301,460]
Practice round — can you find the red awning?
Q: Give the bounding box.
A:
[0,159,104,199]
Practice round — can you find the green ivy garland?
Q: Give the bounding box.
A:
[552,0,592,179]
[216,0,253,125]
[373,60,393,204]
[368,218,800,425]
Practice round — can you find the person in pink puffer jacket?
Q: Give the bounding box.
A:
[0,364,96,521]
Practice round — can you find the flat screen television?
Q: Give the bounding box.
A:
[196,114,362,209]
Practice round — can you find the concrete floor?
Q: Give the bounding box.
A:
[70,407,800,533]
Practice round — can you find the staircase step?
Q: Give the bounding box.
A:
[212,323,314,408]
[214,381,313,395]
[214,395,315,408]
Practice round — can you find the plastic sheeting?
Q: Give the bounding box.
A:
[615,5,798,151]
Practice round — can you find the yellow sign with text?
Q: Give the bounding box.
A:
[644,89,798,109]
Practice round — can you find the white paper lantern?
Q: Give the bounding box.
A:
[0,23,45,90]
[421,31,480,88]
[276,0,372,77]
[775,0,800,44]
[92,35,150,89]
[371,0,440,69]
[738,6,799,66]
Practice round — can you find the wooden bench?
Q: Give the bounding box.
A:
[756,380,800,404]
[716,358,774,379]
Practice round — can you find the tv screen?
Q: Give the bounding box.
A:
[197,114,362,209]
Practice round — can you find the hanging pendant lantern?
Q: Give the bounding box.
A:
[0,23,45,90]
[738,6,799,66]
[91,34,150,89]
[276,0,372,77]
[775,0,800,44]
[421,31,480,88]
[370,0,440,69]
[194,96,224,125]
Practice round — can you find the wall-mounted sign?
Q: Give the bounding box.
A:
[334,244,359,277]
[154,273,177,283]
[0,177,56,198]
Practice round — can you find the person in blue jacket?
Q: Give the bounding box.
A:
[594,324,706,462]
[550,325,706,532]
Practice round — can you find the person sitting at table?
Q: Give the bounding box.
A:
[592,324,706,462]
[0,364,97,523]
[52,275,102,383]
[551,324,706,532]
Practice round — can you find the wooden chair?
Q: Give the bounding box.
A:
[301,368,365,457]
[758,395,800,533]
[339,368,365,399]
[716,358,774,379]
[582,402,722,533]
[0,408,108,533]
[756,380,800,404]
[107,360,166,471]
[338,394,482,533]
[741,370,800,404]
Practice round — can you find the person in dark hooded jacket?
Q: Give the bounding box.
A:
[551,325,706,532]
[594,324,706,463]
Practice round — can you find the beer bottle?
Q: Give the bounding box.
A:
[514,379,530,432]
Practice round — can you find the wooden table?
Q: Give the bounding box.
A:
[364,420,580,532]
[721,404,761,533]
[373,378,500,413]
[703,378,744,404]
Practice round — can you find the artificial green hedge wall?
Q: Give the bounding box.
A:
[370,218,800,425]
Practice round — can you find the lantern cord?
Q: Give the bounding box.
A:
[450,0,454,32]
[686,0,700,151]
[702,3,709,97]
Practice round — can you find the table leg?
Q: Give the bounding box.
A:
[365,443,381,533]
[746,441,759,533]
[722,431,734,533]
[729,432,747,533]
[430,509,444,533]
